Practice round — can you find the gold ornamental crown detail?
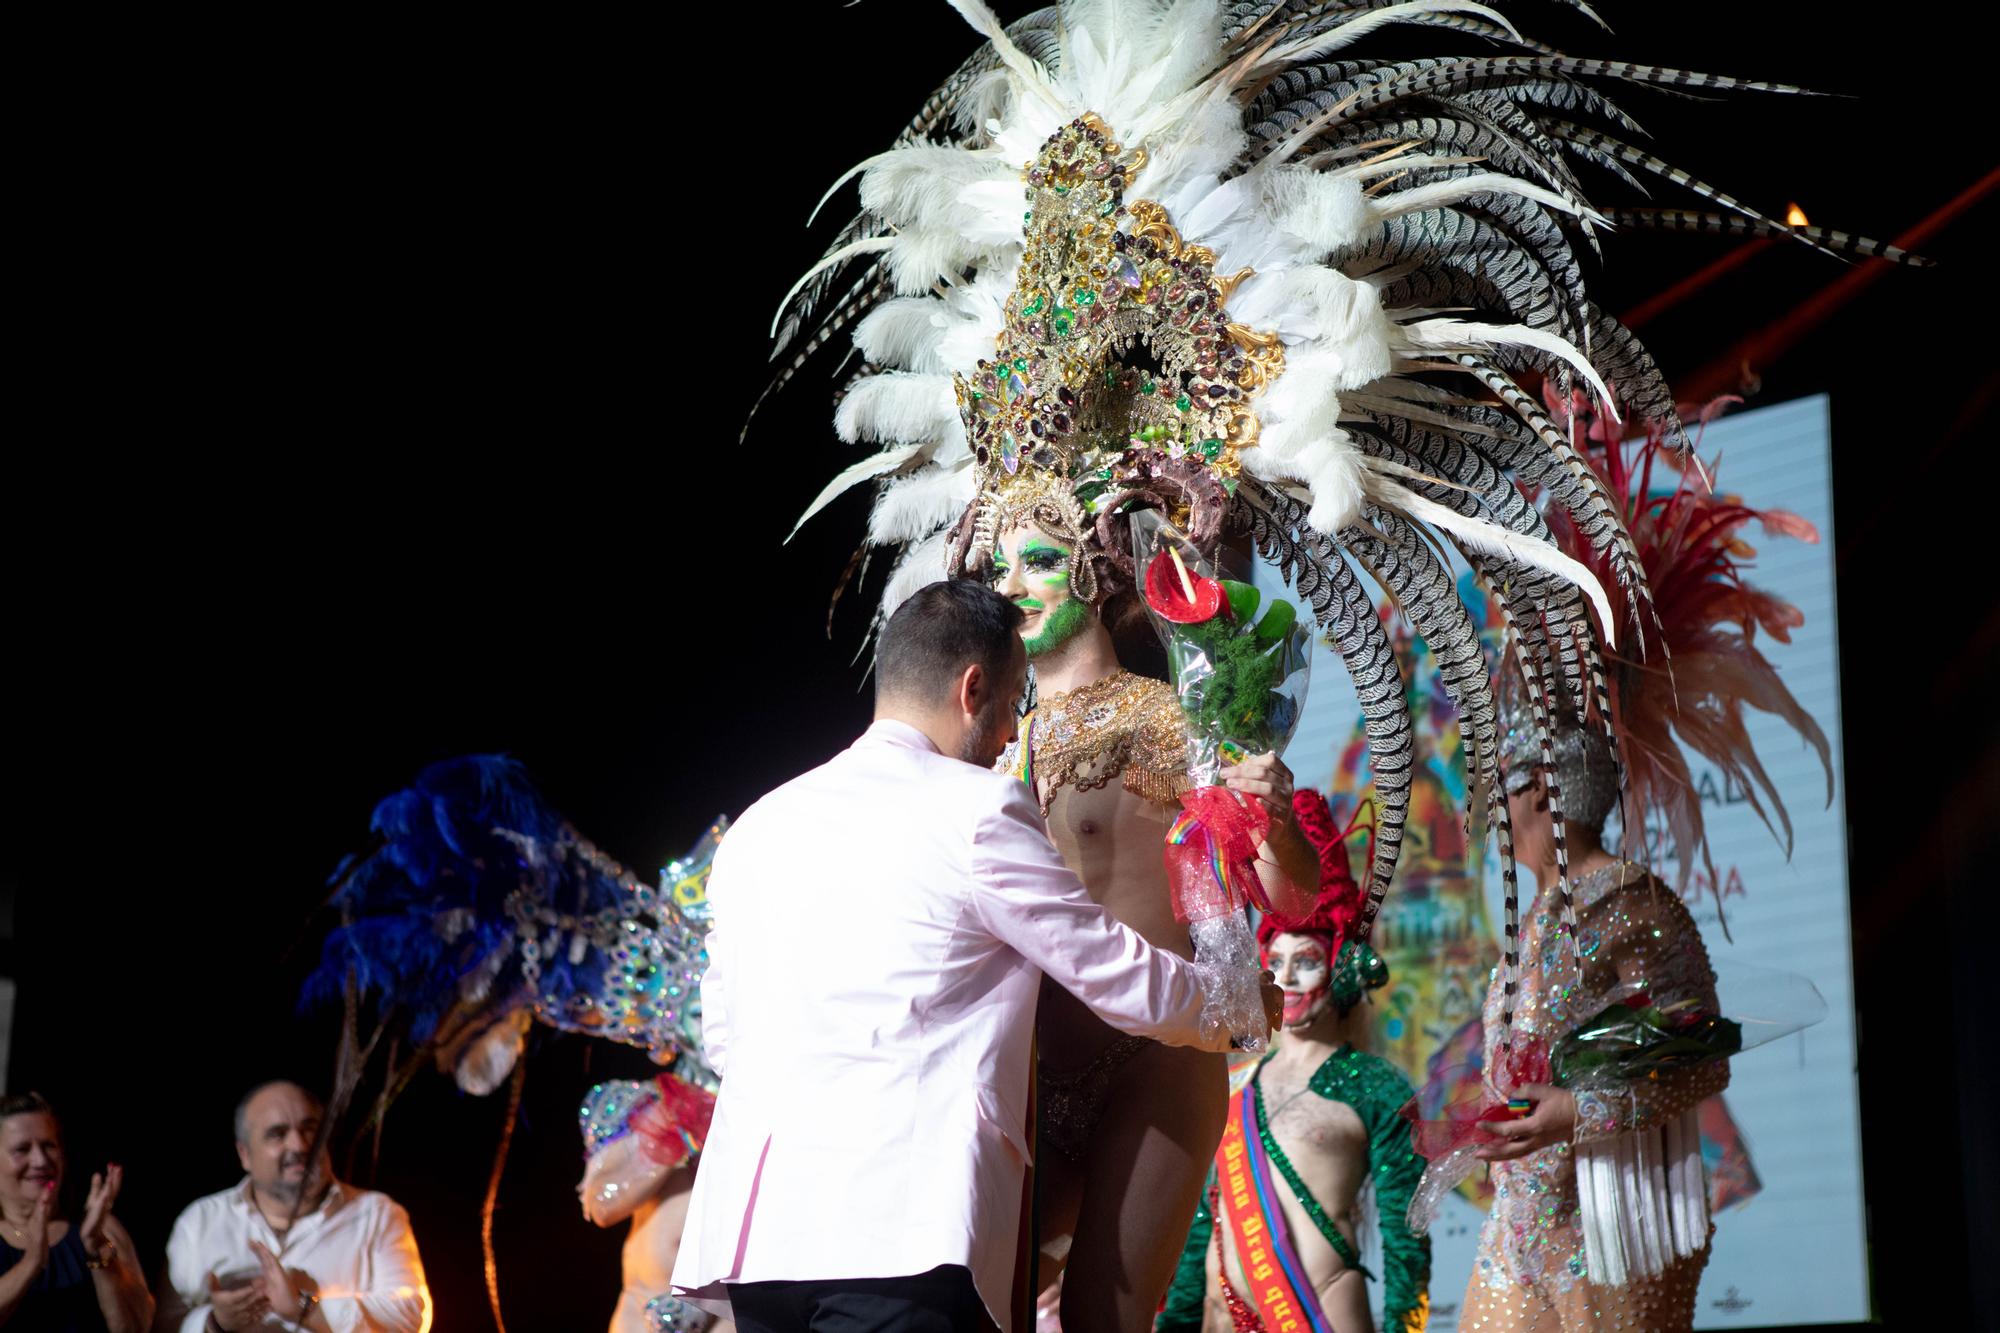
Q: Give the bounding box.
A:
[955,113,1283,511]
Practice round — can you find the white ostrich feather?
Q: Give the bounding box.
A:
[880,529,955,619]
[854,298,953,374]
[1063,0,1220,117]
[1258,374,1345,461]
[833,372,961,446]
[1229,266,1389,361]
[1244,428,1370,534]
[791,444,927,540]
[1262,168,1373,257]
[858,143,1016,236]
[883,227,1012,298]
[868,463,976,546]
[1126,96,1247,220]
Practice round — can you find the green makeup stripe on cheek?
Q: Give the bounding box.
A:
[1024,598,1091,658]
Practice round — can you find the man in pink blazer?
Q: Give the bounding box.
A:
[671,579,1277,1332]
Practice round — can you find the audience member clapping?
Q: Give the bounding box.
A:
[0,1091,153,1332]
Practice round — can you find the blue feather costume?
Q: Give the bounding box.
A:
[306,755,720,1090]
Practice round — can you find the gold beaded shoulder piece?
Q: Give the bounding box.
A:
[1006,670,1188,812]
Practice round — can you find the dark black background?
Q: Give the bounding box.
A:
[9,4,1993,1331]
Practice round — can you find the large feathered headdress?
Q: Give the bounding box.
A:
[1501,395,1833,913]
[767,0,1908,972]
[306,756,723,1097]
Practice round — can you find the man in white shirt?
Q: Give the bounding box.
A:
[671,580,1280,1332]
[152,1081,431,1333]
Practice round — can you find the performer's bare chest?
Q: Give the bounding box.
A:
[1256,1067,1372,1244]
[1041,781,1183,951]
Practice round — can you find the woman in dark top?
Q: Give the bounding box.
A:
[0,1093,150,1332]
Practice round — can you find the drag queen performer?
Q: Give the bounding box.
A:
[1160,791,1429,1333]
[766,0,1905,1325]
[307,757,723,1331]
[1447,420,1835,1331]
[580,1076,731,1333]
[987,509,1320,1326]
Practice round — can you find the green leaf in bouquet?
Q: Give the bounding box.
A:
[1221,579,1261,624]
[1253,598,1297,648]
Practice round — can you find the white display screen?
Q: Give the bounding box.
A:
[1258,395,1869,1328]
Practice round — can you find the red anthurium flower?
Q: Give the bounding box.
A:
[1144,550,1224,623]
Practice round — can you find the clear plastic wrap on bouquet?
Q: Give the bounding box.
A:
[1129,511,1313,1050]
[1129,511,1312,787]
[1553,960,1826,1090]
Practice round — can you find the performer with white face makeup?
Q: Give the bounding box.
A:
[1161,791,1431,1333]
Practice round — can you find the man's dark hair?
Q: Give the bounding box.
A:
[876,579,1024,707]
[233,1080,326,1144]
[0,1091,55,1123]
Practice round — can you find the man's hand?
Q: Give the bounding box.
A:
[248,1239,307,1323]
[1261,969,1284,1035]
[205,1271,270,1331]
[1221,752,1295,828]
[78,1163,122,1257]
[1474,1084,1577,1161]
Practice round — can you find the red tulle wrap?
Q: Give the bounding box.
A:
[1401,1037,1550,1162]
[1166,786,1270,923]
[631,1073,718,1170]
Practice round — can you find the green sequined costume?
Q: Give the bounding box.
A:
[1159,1045,1431,1332]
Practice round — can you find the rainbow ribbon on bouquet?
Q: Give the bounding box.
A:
[1165,786,1272,923]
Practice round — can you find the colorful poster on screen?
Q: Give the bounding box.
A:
[1256,396,1867,1328]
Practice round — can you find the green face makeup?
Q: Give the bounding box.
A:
[1024,597,1091,657]
[995,527,1092,657]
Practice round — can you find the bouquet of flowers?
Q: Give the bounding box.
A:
[1131,511,1313,1049]
[1135,512,1313,786]
[1550,993,1744,1089]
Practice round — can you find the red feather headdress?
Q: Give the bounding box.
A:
[1541,391,1833,904]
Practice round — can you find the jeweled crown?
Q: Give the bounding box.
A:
[957,114,1283,511]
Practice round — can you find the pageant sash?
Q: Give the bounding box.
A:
[1215,1084,1336,1333]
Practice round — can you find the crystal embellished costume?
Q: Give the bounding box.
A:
[304,756,725,1331]
[1460,863,1723,1331]
[580,1077,722,1333]
[1001,670,1190,814]
[1446,414,1834,1330]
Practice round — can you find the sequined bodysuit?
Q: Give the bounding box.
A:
[1461,862,1728,1332]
